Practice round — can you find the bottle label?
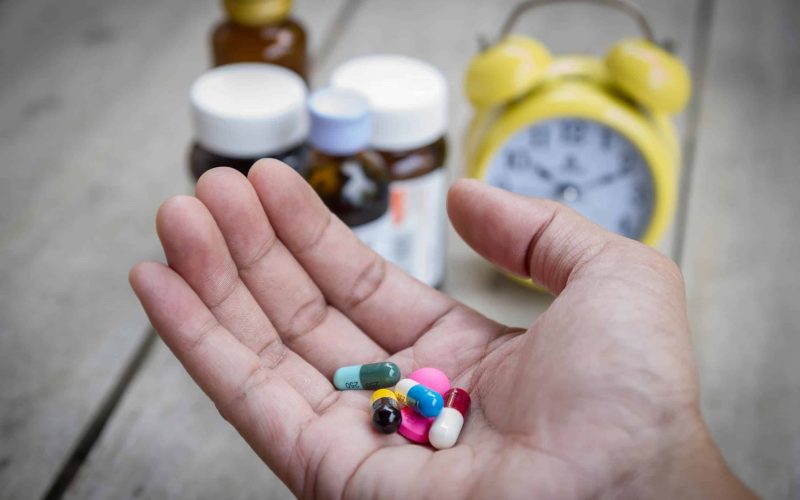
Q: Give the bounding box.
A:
[351,212,393,260]
[388,168,447,286]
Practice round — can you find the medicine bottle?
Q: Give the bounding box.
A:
[211,0,308,80]
[304,88,391,257]
[189,63,308,180]
[331,55,449,288]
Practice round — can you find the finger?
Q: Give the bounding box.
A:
[157,195,274,354]
[194,168,387,375]
[447,179,648,294]
[248,159,458,353]
[129,261,315,492]
[156,195,332,405]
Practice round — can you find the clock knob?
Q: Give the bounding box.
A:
[465,35,551,108]
[606,38,691,114]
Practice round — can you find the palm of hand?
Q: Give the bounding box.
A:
[131,161,703,499]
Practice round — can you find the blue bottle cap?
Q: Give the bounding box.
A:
[308,87,371,156]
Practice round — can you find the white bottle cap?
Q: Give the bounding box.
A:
[330,55,448,152]
[190,63,308,158]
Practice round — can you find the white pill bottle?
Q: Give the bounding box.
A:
[331,55,448,288]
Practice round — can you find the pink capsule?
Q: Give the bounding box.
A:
[429,388,471,449]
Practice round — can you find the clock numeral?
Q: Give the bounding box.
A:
[504,148,533,171]
[561,154,583,173]
[600,128,614,150]
[621,150,638,172]
[528,127,550,147]
[632,182,651,206]
[560,120,586,144]
[618,215,636,239]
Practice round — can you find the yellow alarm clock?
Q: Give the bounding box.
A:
[465,0,690,250]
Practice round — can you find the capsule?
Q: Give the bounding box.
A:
[370,389,402,434]
[333,362,401,390]
[394,378,443,418]
[429,388,471,449]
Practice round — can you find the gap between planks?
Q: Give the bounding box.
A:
[313,0,365,74]
[41,330,158,500]
[38,1,367,498]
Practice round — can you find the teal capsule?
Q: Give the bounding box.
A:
[333,362,401,390]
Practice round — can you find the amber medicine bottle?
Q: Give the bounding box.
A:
[331,56,449,288]
[304,88,391,257]
[211,0,308,80]
[189,63,308,180]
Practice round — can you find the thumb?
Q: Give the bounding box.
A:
[447,179,652,294]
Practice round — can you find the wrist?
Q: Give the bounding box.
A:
[609,411,756,499]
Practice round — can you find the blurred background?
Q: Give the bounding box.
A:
[1,0,798,498]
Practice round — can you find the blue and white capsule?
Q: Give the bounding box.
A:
[394,378,443,418]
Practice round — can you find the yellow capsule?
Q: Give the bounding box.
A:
[370,389,401,434]
[370,388,397,404]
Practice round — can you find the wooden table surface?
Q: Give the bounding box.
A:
[1,0,798,498]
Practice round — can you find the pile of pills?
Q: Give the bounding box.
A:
[333,362,471,449]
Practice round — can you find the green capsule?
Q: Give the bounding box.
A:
[333,362,401,390]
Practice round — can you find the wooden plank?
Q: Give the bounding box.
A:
[0,0,203,497]
[681,0,800,498]
[0,0,347,498]
[66,341,296,500]
[47,1,349,498]
[62,1,702,498]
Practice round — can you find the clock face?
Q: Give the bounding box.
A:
[485,118,655,240]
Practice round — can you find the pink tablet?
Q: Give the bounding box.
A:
[398,367,451,444]
[407,367,451,395]
[398,407,433,443]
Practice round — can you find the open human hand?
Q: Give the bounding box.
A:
[130,160,753,499]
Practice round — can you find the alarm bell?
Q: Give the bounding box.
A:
[465,0,690,114]
[463,0,692,288]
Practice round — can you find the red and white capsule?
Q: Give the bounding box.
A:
[429,388,471,449]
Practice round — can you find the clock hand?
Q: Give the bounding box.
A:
[582,164,633,189]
